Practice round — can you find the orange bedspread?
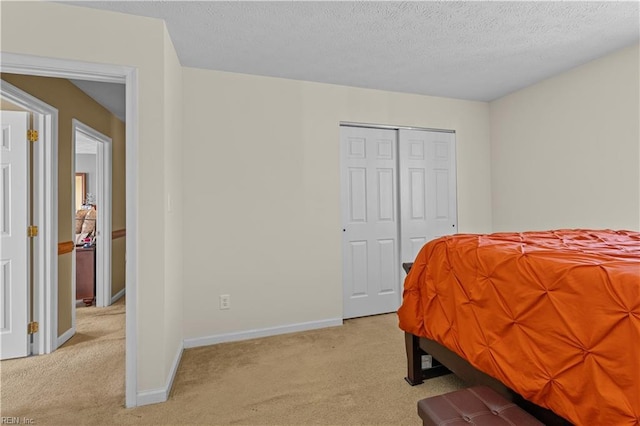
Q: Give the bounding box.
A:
[398,230,640,425]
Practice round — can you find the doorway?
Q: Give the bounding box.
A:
[0,53,139,407]
[340,124,458,319]
[73,120,113,311]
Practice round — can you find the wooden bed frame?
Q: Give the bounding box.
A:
[401,263,571,425]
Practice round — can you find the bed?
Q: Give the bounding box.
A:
[397,229,640,425]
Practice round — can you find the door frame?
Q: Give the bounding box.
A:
[72,119,113,309]
[0,52,139,408]
[340,121,456,134]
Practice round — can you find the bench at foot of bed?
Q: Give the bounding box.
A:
[418,386,543,426]
[404,332,571,425]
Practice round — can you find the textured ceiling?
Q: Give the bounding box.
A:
[60,1,638,102]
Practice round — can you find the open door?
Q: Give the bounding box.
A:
[0,110,30,360]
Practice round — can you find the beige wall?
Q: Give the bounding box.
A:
[162,29,184,380]
[1,1,183,396]
[181,68,492,339]
[1,73,126,335]
[111,116,127,296]
[1,98,27,111]
[490,43,640,231]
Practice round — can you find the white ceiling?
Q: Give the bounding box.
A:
[75,131,98,155]
[60,1,638,105]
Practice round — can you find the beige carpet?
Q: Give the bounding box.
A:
[1,300,464,425]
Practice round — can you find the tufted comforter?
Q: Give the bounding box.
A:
[398,229,640,425]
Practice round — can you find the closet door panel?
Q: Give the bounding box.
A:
[341,126,400,319]
[399,129,457,265]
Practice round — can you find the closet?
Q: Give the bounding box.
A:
[340,125,457,318]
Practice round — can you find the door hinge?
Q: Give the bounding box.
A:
[27,225,39,237]
[28,321,39,334]
[27,129,39,142]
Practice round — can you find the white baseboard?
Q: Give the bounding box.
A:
[57,327,75,348]
[136,388,167,407]
[165,340,183,399]
[137,319,342,406]
[136,341,184,407]
[111,288,126,304]
[183,318,343,349]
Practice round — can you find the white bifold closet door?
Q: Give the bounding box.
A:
[341,126,457,319]
[398,129,457,264]
[340,127,400,320]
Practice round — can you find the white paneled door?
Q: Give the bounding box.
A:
[0,111,29,360]
[399,129,457,263]
[341,127,400,319]
[341,126,457,319]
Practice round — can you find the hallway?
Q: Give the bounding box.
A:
[0,298,125,421]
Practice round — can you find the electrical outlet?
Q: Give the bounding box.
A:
[219,294,230,310]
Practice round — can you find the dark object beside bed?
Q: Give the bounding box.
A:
[405,330,570,425]
[417,385,543,426]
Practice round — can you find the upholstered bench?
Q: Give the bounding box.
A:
[418,386,543,426]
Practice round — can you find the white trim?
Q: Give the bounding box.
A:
[136,342,184,406]
[71,131,77,337]
[0,52,139,408]
[340,121,456,134]
[56,327,75,348]
[0,80,58,356]
[183,318,343,349]
[111,288,126,304]
[72,119,113,308]
[135,389,168,407]
[166,342,184,401]
[124,67,139,408]
[42,111,58,354]
[1,53,128,84]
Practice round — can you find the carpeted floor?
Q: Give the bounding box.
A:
[0,299,464,425]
